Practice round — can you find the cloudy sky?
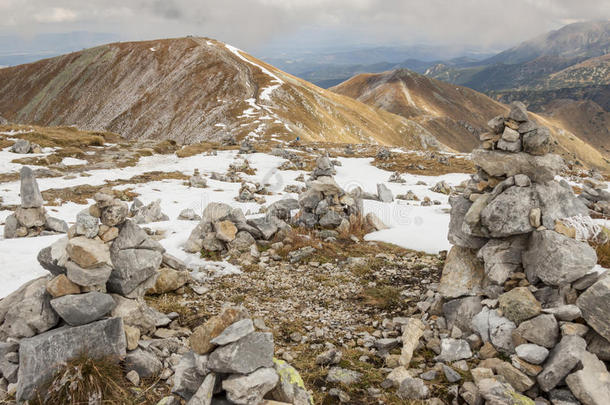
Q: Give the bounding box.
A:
[1,0,609,54]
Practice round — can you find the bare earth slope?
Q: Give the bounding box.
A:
[0,37,445,150]
[331,69,508,151]
[332,69,610,171]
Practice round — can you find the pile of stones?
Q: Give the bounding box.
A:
[175,305,313,404]
[130,198,170,224]
[578,177,610,216]
[425,102,610,404]
[184,202,291,258]
[9,139,42,154]
[189,168,207,188]
[294,156,361,230]
[3,166,68,238]
[0,191,192,401]
[294,155,389,233]
[236,181,267,203]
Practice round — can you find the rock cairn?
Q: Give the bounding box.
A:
[4,166,68,238]
[294,155,387,233]
[130,198,170,224]
[185,201,292,258]
[9,139,42,154]
[178,305,313,404]
[579,177,610,217]
[429,101,610,404]
[0,191,192,401]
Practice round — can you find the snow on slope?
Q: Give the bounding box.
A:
[0,148,472,297]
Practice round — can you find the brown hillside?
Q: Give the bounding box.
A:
[0,38,445,150]
[331,69,610,172]
[330,69,508,151]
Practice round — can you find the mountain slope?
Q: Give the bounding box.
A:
[331,69,609,171]
[0,38,444,150]
[330,69,507,151]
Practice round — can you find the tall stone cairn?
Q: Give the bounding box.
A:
[440,101,610,403]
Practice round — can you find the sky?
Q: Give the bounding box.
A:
[0,0,609,56]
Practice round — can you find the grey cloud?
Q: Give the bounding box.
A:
[0,0,608,51]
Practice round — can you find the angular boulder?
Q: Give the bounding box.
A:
[447,196,487,248]
[577,277,610,342]
[207,332,274,374]
[471,149,564,183]
[480,186,536,237]
[522,230,597,286]
[439,246,484,298]
[50,292,115,326]
[19,166,44,208]
[537,335,586,392]
[16,317,126,401]
[223,367,279,405]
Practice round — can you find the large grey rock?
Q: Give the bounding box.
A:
[515,344,549,365]
[66,261,112,286]
[523,230,597,286]
[133,199,168,224]
[172,351,208,400]
[436,338,472,362]
[3,214,18,239]
[443,296,482,335]
[110,295,158,335]
[246,216,278,240]
[207,332,274,374]
[534,181,589,229]
[37,237,69,275]
[480,186,536,237]
[109,220,164,295]
[477,235,527,285]
[50,292,115,326]
[19,166,43,208]
[439,246,484,298]
[477,378,534,405]
[67,236,111,268]
[537,335,586,392]
[508,101,529,122]
[15,206,45,228]
[11,139,31,153]
[498,287,541,324]
[471,307,516,354]
[202,202,232,222]
[523,126,551,156]
[298,189,323,211]
[542,305,582,322]
[515,314,559,349]
[125,349,163,378]
[267,198,299,221]
[586,331,610,361]
[471,149,564,183]
[397,377,430,400]
[44,216,68,233]
[377,183,394,202]
[16,317,126,401]
[76,211,99,238]
[270,359,313,405]
[223,367,279,405]
[447,196,487,249]
[101,200,129,227]
[188,372,215,405]
[565,351,610,405]
[0,277,58,339]
[577,277,610,341]
[319,210,343,228]
[210,319,254,346]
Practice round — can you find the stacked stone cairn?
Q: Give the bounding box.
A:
[129,197,170,224]
[294,155,387,232]
[184,201,293,259]
[578,177,610,217]
[9,139,42,154]
[180,305,313,404]
[433,101,610,404]
[3,166,68,238]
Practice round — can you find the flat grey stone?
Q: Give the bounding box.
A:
[207,332,273,374]
[210,319,254,346]
[50,292,115,326]
[537,335,586,392]
[19,166,43,208]
[16,317,126,401]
